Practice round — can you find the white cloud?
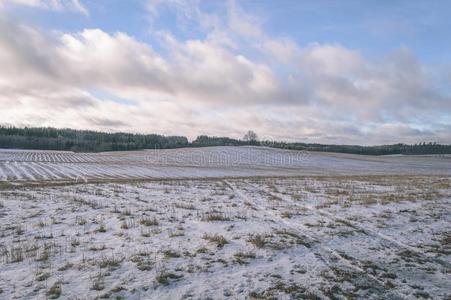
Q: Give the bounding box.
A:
[0,2,450,144]
[70,0,88,16]
[2,0,89,15]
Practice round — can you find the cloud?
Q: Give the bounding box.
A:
[0,2,450,145]
[27,24,283,105]
[70,0,88,16]
[2,0,89,15]
[88,117,129,128]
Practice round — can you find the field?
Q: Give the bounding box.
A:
[1,147,451,183]
[0,147,450,299]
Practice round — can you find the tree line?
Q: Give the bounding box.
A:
[0,126,188,152]
[0,126,450,155]
[268,141,451,155]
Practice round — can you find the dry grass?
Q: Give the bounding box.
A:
[139,216,159,226]
[203,233,228,248]
[201,212,231,222]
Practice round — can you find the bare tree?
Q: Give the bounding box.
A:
[243,130,258,142]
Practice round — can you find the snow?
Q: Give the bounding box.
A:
[0,146,450,183]
[0,176,449,299]
[0,147,450,299]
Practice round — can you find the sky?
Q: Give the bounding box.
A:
[0,0,450,145]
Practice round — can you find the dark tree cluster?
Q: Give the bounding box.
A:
[0,126,188,152]
[270,142,451,155]
[191,135,259,147]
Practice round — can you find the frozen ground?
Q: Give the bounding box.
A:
[0,175,450,299]
[0,146,451,183]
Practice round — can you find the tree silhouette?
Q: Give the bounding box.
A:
[243,130,258,142]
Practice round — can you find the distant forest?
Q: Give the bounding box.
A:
[0,126,188,152]
[0,126,450,155]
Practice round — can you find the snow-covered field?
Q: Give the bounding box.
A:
[0,146,450,183]
[0,147,450,299]
[0,176,450,299]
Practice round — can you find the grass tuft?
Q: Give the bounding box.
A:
[202,233,228,249]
